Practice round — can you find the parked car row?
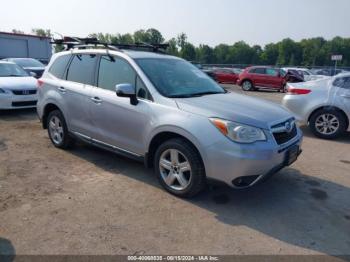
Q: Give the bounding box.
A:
[1,45,348,198]
[203,65,348,93]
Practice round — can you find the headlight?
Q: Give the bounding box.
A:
[210,118,266,143]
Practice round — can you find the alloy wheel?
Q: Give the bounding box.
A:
[159,149,192,191]
[315,114,340,135]
[242,81,252,91]
[49,116,64,145]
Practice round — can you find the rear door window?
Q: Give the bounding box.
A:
[66,54,98,85]
[250,68,266,74]
[49,55,71,79]
[266,68,279,76]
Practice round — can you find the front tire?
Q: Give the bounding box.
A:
[47,110,74,149]
[309,109,347,139]
[154,138,206,198]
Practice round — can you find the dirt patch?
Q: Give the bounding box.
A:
[0,139,7,152]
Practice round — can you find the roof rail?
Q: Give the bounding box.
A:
[51,36,169,53]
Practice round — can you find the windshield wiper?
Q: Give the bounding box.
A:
[7,75,24,77]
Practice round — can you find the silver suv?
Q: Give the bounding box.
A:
[37,46,303,197]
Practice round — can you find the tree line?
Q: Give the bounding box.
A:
[13,28,350,67]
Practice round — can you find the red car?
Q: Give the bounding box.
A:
[212,68,242,84]
[237,66,302,92]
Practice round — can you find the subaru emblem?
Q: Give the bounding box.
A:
[285,121,293,133]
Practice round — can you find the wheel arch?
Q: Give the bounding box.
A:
[42,103,64,129]
[145,131,205,172]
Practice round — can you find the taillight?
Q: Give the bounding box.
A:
[37,79,44,88]
[287,87,311,95]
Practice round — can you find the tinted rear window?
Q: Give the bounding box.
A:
[250,68,265,74]
[66,54,97,85]
[49,55,71,79]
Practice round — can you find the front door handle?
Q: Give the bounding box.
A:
[340,94,350,98]
[91,97,103,104]
[58,87,66,94]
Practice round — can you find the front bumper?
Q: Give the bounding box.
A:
[203,127,303,188]
[0,94,38,109]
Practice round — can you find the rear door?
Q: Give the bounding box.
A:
[88,55,152,155]
[334,77,350,115]
[63,53,98,137]
[265,68,282,89]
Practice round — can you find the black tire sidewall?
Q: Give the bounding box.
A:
[309,109,347,139]
[154,138,206,198]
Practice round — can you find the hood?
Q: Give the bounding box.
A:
[175,93,292,129]
[0,76,37,90]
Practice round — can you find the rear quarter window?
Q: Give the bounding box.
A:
[48,55,71,79]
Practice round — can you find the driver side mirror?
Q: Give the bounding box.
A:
[116,83,138,105]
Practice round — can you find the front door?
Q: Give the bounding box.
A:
[89,55,152,155]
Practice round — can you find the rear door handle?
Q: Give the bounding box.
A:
[91,97,103,104]
[58,87,66,94]
[340,94,350,98]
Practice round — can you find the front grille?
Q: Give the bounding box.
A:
[12,101,37,107]
[12,90,37,95]
[273,124,297,145]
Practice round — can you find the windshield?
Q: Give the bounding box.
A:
[0,63,29,77]
[136,58,225,98]
[10,58,44,68]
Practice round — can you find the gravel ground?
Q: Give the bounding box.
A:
[0,85,349,256]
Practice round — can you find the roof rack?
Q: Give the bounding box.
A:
[51,36,169,53]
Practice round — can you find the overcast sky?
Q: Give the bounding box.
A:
[1,0,349,47]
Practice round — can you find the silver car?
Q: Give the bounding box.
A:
[283,73,350,139]
[37,48,303,197]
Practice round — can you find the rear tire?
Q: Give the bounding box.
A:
[154,138,206,198]
[241,80,253,91]
[309,109,347,140]
[47,110,74,149]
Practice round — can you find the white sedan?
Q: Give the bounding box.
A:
[283,73,350,139]
[0,61,38,109]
